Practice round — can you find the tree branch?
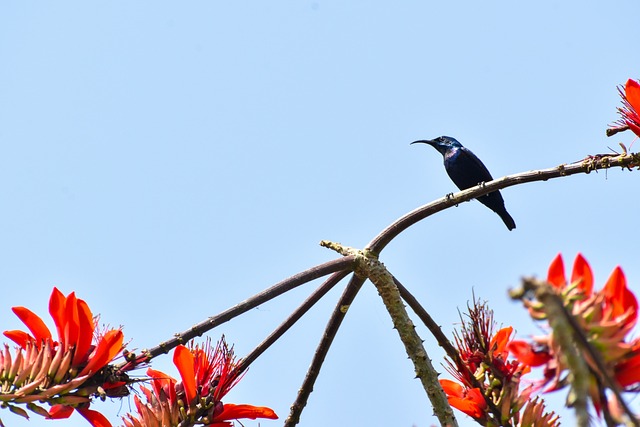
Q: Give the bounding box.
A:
[367,152,640,253]
[319,241,458,426]
[284,273,366,427]
[236,269,352,375]
[116,150,640,424]
[122,256,356,366]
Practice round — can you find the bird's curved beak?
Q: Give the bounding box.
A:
[410,139,435,146]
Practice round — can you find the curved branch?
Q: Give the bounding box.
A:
[367,152,639,253]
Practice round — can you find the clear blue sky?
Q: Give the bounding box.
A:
[1,2,639,426]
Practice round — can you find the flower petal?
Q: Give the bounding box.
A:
[624,79,640,137]
[604,266,638,326]
[11,307,52,345]
[147,367,177,403]
[173,344,197,405]
[48,288,67,346]
[440,378,464,397]
[79,329,123,377]
[571,253,593,295]
[490,326,513,356]
[48,404,74,419]
[3,330,35,348]
[213,403,278,421]
[615,352,640,388]
[626,79,640,111]
[453,388,486,419]
[547,254,566,288]
[508,340,551,367]
[73,298,95,366]
[63,292,80,353]
[439,380,486,419]
[78,406,113,427]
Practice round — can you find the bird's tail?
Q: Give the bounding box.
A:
[498,209,516,231]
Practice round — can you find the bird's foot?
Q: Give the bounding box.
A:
[445,192,460,206]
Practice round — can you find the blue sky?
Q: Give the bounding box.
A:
[1,2,639,426]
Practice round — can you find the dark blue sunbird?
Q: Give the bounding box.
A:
[411,136,516,230]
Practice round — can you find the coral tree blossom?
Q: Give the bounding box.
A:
[509,254,640,416]
[123,337,277,427]
[439,301,558,426]
[1,287,125,427]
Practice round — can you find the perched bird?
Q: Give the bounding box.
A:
[411,136,516,230]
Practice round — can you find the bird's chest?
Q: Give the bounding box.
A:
[443,149,485,190]
[443,150,465,173]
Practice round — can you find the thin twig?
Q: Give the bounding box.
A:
[236,269,352,375]
[284,274,365,427]
[123,256,356,366]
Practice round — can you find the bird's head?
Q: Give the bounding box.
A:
[411,136,462,155]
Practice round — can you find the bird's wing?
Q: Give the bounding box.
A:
[445,147,495,190]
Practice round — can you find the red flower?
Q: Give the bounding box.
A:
[5,288,124,374]
[123,337,278,427]
[440,301,557,425]
[545,253,637,329]
[1,287,125,427]
[609,78,640,138]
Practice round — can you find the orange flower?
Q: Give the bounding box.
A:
[5,287,124,373]
[123,337,278,427]
[1,287,125,427]
[440,301,557,425]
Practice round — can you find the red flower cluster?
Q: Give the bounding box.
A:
[1,289,279,427]
[123,337,278,427]
[509,254,640,416]
[2,287,125,426]
[439,301,558,426]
